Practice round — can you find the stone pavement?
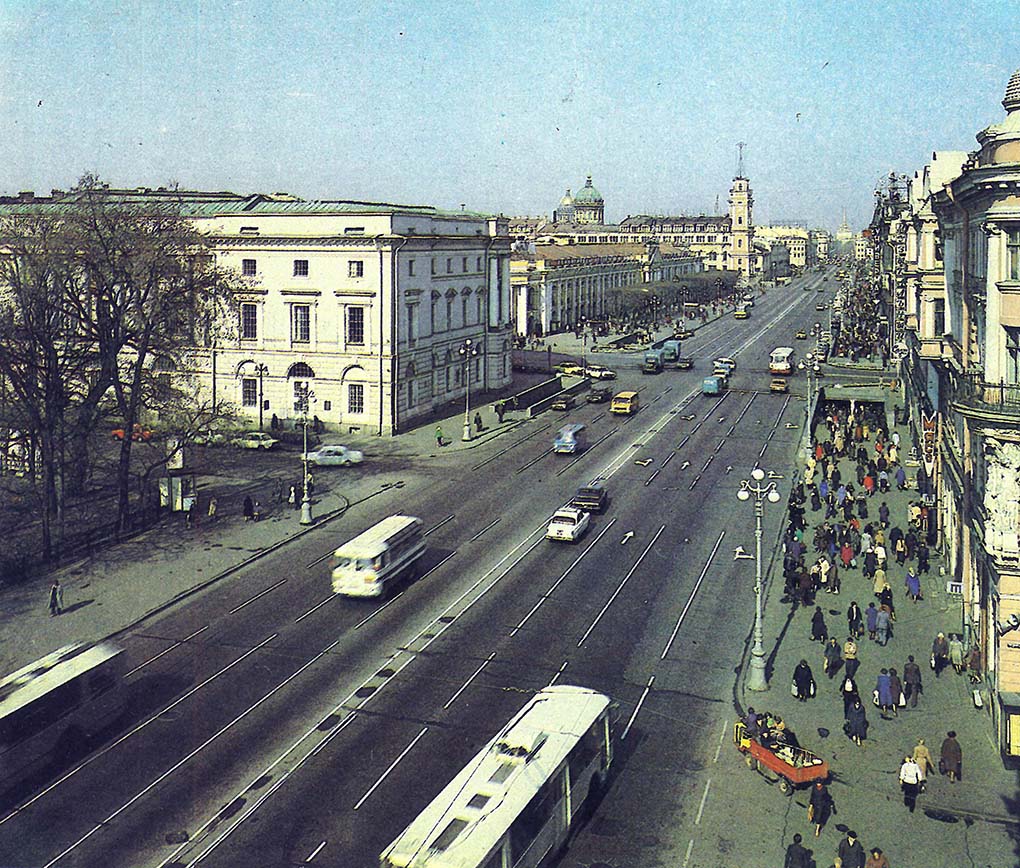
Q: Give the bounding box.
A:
[736,403,1020,867]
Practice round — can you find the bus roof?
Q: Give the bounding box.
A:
[0,642,125,717]
[771,347,794,356]
[334,515,422,559]
[380,685,610,868]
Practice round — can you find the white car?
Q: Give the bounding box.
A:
[302,444,364,466]
[714,357,737,373]
[232,432,280,450]
[546,507,590,543]
[585,365,617,380]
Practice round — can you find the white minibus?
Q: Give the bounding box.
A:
[331,515,426,598]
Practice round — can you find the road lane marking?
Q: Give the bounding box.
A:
[443,653,496,709]
[424,514,455,536]
[229,578,288,614]
[548,660,569,686]
[295,594,335,623]
[577,525,665,647]
[468,518,500,541]
[123,625,209,677]
[304,841,327,862]
[644,469,660,485]
[682,837,695,867]
[661,451,675,467]
[353,590,407,630]
[695,778,711,825]
[0,632,279,828]
[701,455,714,472]
[621,675,654,741]
[714,718,728,763]
[353,727,429,810]
[470,423,551,470]
[661,530,726,659]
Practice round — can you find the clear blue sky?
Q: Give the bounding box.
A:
[1,0,1017,231]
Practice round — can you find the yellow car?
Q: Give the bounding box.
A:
[770,378,789,393]
[734,309,749,319]
[795,330,808,340]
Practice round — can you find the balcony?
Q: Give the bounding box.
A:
[954,371,1020,423]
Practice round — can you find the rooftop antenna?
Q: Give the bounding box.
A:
[736,141,747,178]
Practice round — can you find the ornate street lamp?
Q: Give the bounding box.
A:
[459,339,479,442]
[737,467,782,691]
[295,382,316,525]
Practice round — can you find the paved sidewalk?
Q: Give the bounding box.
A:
[736,405,1020,867]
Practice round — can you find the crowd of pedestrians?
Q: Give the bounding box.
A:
[770,400,975,866]
[831,273,890,366]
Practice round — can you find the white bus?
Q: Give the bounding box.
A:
[0,642,127,790]
[380,685,613,868]
[769,347,795,375]
[331,514,426,598]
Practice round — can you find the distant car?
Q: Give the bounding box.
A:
[584,364,617,380]
[302,444,364,466]
[554,362,585,376]
[770,378,789,393]
[816,302,826,311]
[551,393,577,411]
[823,276,829,282]
[714,357,737,373]
[675,356,695,370]
[111,424,154,442]
[546,507,590,543]
[193,430,227,446]
[570,483,608,514]
[232,432,280,450]
[674,328,693,339]
[733,308,749,319]
[795,330,808,340]
[587,387,611,403]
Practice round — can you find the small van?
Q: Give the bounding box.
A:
[610,391,640,415]
[702,376,727,395]
[554,424,587,454]
[331,515,426,598]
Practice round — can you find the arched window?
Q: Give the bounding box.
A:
[287,362,315,379]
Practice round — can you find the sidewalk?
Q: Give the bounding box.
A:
[0,404,520,677]
[738,404,1020,864]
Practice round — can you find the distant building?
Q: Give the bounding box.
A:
[553,189,575,223]
[811,229,831,261]
[834,210,855,255]
[754,225,816,270]
[572,176,605,224]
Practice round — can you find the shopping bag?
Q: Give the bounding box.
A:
[791,681,798,697]
[930,655,936,669]
[810,681,816,697]
[872,689,880,706]
[898,692,906,707]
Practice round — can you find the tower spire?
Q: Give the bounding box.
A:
[736,141,747,178]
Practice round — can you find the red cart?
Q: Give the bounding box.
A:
[734,721,830,794]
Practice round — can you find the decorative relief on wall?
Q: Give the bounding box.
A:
[983,437,1020,559]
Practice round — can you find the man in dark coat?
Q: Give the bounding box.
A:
[808,781,833,837]
[941,731,962,782]
[838,830,867,868]
[784,832,812,868]
[903,654,922,707]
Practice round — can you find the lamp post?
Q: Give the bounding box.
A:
[254,363,268,431]
[459,338,479,442]
[578,316,588,371]
[295,382,315,525]
[737,467,782,692]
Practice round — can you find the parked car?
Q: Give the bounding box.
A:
[770,378,789,393]
[570,483,608,513]
[302,444,364,466]
[546,507,590,543]
[815,302,826,311]
[587,387,611,403]
[551,393,577,411]
[554,362,585,376]
[111,424,154,441]
[232,432,280,450]
[584,364,617,380]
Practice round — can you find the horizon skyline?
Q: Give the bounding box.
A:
[2,1,1018,234]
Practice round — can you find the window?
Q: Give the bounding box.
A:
[462,256,468,273]
[1008,230,1020,280]
[348,260,364,278]
[347,306,365,345]
[462,296,470,325]
[240,303,258,340]
[933,298,946,337]
[476,256,482,270]
[406,304,417,346]
[344,226,365,235]
[1006,326,1020,384]
[408,259,416,276]
[348,383,365,414]
[292,304,311,342]
[447,258,453,274]
[406,379,414,408]
[293,259,309,277]
[447,298,454,329]
[431,258,437,275]
[241,258,257,276]
[241,378,258,407]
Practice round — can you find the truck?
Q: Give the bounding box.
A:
[661,339,681,367]
[702,375,726,395]
[642,349,665,374]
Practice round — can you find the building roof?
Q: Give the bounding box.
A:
[620,214,730,229]
[573,176,603,203]
[1004,69,1020,113]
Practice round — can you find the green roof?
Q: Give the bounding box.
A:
[574,176,603,203]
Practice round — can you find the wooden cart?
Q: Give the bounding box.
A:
[734,721,830,794]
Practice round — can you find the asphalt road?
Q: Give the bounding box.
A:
[0,270,838,868]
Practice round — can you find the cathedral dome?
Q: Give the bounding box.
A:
[573,176,603,203]
[559,189,574,206]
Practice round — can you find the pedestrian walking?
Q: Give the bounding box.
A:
[841,675,860,718]
[207,496,218,523]
[184,495,196,529]
[843,637,860,681]
[811,607,828,643]
[932,632,950,677]
[846,699,868,746]
[474,411,483,433]
[899,755,922,811]
[243,495,254,522]
[866,602,878,640]
[436,426,446,447]
[949,634,965,674]
[875,606,891,647]
[793,660,816,702]
[865,847,890,868]
[288,485,298,510]
[847,602,864,639]
[966,645,983,683]
[888,668,903,715]
[252,499,262,521]
[917,543,930,574]
[940,731,962,782]
[784,832,812,868]
[903,655,923,707]
[905,568,921,602]
[48,579,64,616]
[838,830,867,868]
[808,781,833,837]
[876,669,895,718]
[913,737,934,790]
[823,637,843,679]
